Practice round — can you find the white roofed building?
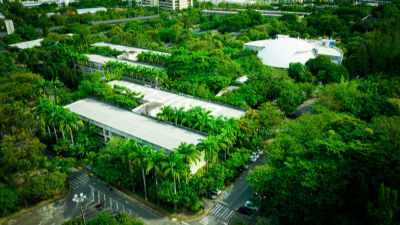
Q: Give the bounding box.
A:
[244,36,343,68]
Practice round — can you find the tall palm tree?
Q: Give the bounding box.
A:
[145,149,166,206]
[193,113,210,133]
[174,142,200,166]
[196,136,219,174]
[221,128,236,161]
[129,144,152,200]
[213,134,228,166]
[161,154,190,210]
[59,109,83,145]
[172,107,185,124]
[119,139,138,193]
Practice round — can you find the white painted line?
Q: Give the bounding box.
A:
[110,198,112,208]
[181,222,190,225]
[210,204,222,214]
[219,208,229,218]
[213,205,224,215]
[79,175,90,181]
[219,201,228,205]
[98,191,100,203]
[116,202,119,210]
[70,180,80,186]
[223,210,234,221]
[104,194,106,206]
[123,205,125,213]
[129,209,132,216]
[76,176,88,183]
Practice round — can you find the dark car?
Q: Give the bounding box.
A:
[238,207,253,216]
[235,166,244,173]
[206,190,216,199]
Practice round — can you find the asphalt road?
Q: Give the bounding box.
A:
[2,153,265,225]
[186,154,267,225]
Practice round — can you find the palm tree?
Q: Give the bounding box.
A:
[193,113,210,133]
[221,128,236,161]
[84,151,98,173]
[156,105,173,122]
[172,107,185,124]
[145,149,166,206]
[213,134,227,166]
[174,142,200,166]
[161,154,190,210]
[196,136,219,174]
[59,109,83,145]
[129,144,152,200]
[181,111,196,128]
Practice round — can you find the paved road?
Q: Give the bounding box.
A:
[2,168,173,225]
[185,154,267,225]
[3,153,265,225]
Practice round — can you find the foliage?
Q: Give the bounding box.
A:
[0,187,21,217]
[22,171,67,203]
[248,111,400,224]
[61,212,146,225]
[191,200,204,213]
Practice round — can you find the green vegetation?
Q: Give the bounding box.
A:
[1,1,400,223]
[62,212,145,225]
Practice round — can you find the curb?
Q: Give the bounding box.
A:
[227,211,236,225]
[179,200,219,223]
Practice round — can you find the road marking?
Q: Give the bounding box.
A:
[181,222,190,225]
[223,210,234,220]
[125,200,137,208]
[129,209,132,216]
[98,191,100,204]
[123,205,125,213]
[219,201,228,205]
[219,208,229,217]
[110,198,112,208]
[213,205,224,215]
[70,180,80,186]
[116,202,119,210]
[104,194,106,206]
[76,176,88,183]
[210,204,222,214]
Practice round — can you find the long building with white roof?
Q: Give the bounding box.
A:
[109,80,246,119]
[64,98,206,174]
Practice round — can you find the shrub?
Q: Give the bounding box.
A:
[0,187,21,217]
[22,171,67,203]
[191,201,204,213]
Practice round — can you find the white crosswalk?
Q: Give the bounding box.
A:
[209,204,235,221]
[68,174,90,189]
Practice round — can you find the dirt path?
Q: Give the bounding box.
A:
[295,98,318,116]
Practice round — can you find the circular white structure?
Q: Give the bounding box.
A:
[256,38,316,69]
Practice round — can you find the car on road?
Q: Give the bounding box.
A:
[206,190,217,199]
[251,152,259,159]
[209,189,222,195]
[250,155,257,162]
[257,149,263,155]
[244,201,259,211]
[238,207,253,216]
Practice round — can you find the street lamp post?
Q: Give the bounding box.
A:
[73,193,87,225]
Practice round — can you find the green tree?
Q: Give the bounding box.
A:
[174,142,200,166]
[129,144,151,200]
[0,187,20,217]
[161,154,190,210]
[196,136,219,174]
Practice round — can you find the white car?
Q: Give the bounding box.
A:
[250,156,257,162]
[257,149,263,155]
[244,201,259,211]
[251,152,259,159]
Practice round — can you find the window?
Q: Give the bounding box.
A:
[105,129,109,136]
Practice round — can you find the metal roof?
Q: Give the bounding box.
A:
[92,42,171,59]
[9,34,73,50]
[85,54,158,69]
[76,7,107,15]
[64,98,205,151]
[108,80,247,119]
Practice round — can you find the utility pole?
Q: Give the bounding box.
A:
[73,193,87,225]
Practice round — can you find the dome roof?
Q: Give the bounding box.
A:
[257,38,316,68]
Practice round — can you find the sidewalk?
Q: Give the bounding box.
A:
[78,165,218,222]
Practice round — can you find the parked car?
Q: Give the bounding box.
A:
[224,181,231,186]
[238,207,253,216]
[206,190,217,199]
[209,189,222,195]
[244,164,249,170]
[251,152,259,159]
[244,201,259,211]
[257,149,263,155]
[236,166,244,173]
[250,156,257,162]
[288,113,299,119]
